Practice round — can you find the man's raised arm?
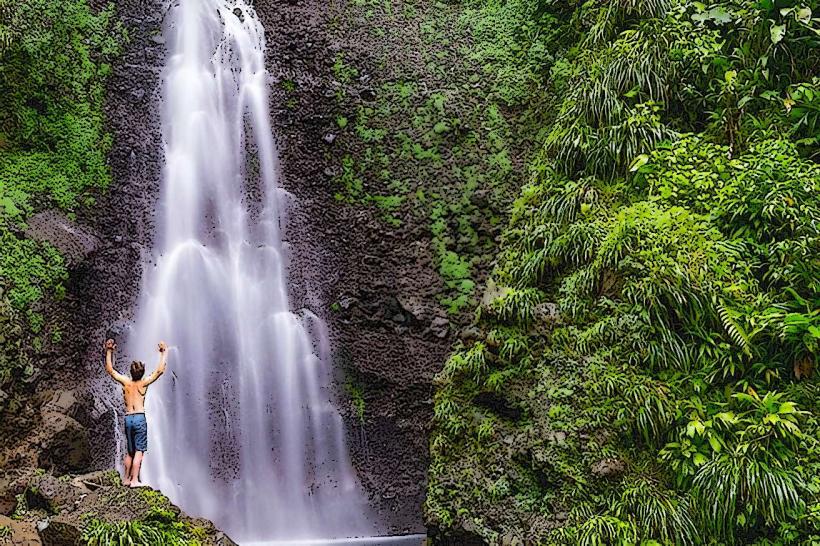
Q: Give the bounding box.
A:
[104,339,129,384]
[142,341,168,386]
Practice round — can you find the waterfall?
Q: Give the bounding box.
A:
[123,0,375,542]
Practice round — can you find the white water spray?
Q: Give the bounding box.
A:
[124,0,374,542]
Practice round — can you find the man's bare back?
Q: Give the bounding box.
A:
[104,339,168,487]
[121,381,149,414]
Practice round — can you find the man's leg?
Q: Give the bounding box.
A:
[123,453,133,486]
[129,451,144,487]
[129,414,148,488]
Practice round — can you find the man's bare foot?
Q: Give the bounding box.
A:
[122,478,131,486]
[129,481,147,488]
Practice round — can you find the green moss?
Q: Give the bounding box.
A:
[344,377,366,424]
[10,493,27,520]
[331,52,358,85]
[137,488,173,511]
[189,525,208,541]
[331,0,548,318]
[0,0,123,402]
[280,79,296,93]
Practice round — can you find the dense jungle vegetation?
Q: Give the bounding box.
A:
[1,0,818,542]
[427,0,820,543]
[0,0,121,409]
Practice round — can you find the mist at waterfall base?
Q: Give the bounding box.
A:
[120,0,377,542]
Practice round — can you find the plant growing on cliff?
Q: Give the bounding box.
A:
[0,0,122,405]
[81,514,199,546]
[428,0,820,541]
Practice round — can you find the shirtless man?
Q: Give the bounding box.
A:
[104,339,167,487]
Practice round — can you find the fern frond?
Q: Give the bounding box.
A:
[718,301,753,357]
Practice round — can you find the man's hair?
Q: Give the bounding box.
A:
[130,360,145,381]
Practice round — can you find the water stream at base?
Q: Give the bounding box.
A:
[122,0,376,542]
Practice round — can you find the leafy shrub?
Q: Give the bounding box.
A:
[459,0,565,106]
[81,510,200,546]
[0,0,122,403]
[429,0,819,541]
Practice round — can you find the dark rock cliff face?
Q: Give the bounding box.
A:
[78,0,167,470]
[0,0,164,475]
[256,0,452,534]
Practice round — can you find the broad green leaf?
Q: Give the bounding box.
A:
[738,95,754,108]
[715,411,737,423]
[686,422,697,437]
[629,154,650,172]
[796,6,812,22]
[709,6,732,23]
[770,23,787,43]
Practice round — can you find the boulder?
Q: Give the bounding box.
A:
[8,470,236,546]
[37,515,80,546]
[24,211,101,267]
[591,457,626,479]
[429,317,450,338]
[533,302,558,323]
[40,391,81,421]
[0,514,42,545]
[0,473,20,516]
[480,278,509,308]
[24,474,81,515]
[397,294,437,323]
[69,471,120,491]
[501,532,524,546]
[36,412,91,474]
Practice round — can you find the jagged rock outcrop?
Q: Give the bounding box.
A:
[0,469,236,546]
[24,212,102,268]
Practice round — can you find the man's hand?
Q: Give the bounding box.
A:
[104,338,127,384]
[143,340,169,386]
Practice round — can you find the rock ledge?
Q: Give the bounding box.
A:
[0,469,236,545]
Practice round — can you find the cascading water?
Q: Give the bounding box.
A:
[123,0,375,542]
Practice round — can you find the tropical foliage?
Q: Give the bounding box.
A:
[428,0,819,542]
[0,0,121,406]
[81,508,206,546]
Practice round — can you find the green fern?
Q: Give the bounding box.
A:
[718,301,754,357]
[692,454,803,542]
[81,518,197,546]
